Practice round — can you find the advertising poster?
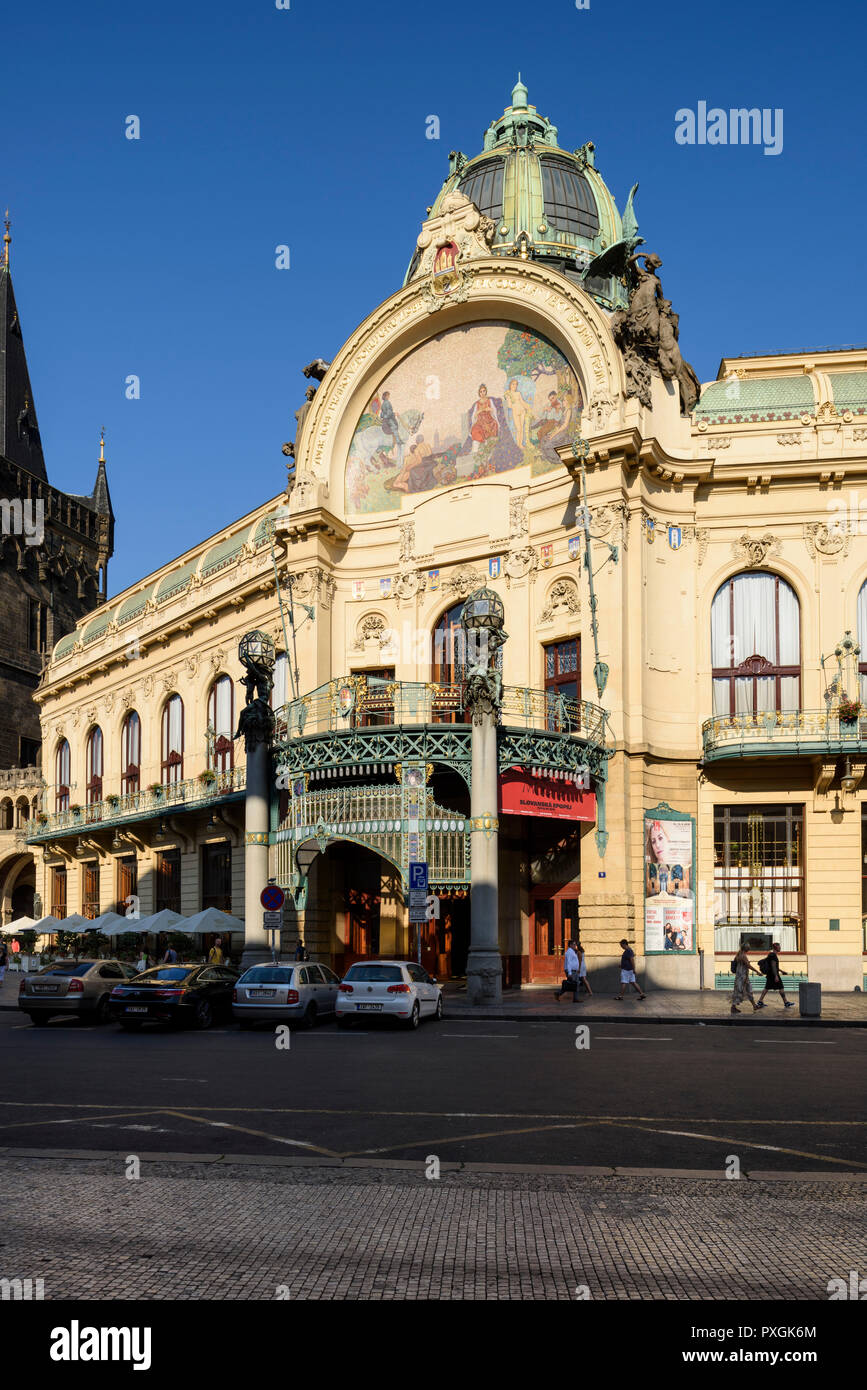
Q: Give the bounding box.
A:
[644,806,696,954]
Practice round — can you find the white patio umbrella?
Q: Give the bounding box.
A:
[180,907,245,936]
[4,915,38,932]
[132,909,189,934]
[30,915,67,934]
[89,911,133,936]
[51,913,93,935]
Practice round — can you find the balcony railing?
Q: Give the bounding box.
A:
[26,766,246,841]
[702,708,867,760]
[275,678,606,745]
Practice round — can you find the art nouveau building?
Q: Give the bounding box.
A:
[28,82,867,990]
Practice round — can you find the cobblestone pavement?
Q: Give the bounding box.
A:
[1,1156,865,1300]
[442,984,867,1025]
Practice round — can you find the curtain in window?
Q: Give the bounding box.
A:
[732,574,776,663]
[165,696,183,754]
[123,713,141,769]
[858,582,867,705]
[271,654,288,710]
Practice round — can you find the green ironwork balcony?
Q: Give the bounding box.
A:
[275,678,606,744]
[702,708,867,761]
[25,766,246,843]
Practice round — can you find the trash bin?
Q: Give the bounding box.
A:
[799,981,821,1018]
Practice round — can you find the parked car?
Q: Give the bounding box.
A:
[232,962,340,1029]
[19,959,140,1026]
[108,963,239,1030]
[336,960,443,1029]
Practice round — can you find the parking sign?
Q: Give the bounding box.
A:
[409,861,428,892]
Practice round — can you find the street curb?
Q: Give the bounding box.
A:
[3,1002,864,1026]
[442,1010,866,1028]
[0,1146,865,1181]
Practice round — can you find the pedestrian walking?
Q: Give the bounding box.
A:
[162,944,178,964]
[576,941,593,996]
[554,939,583,1003]
[208,936,224,965]
[729,944,762,1014]
[615,939,646,1000]
[0,938,7,984]
[294,938,309,962]
[756,942,795,1009]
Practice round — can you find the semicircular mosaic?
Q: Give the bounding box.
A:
[344,320,583,514]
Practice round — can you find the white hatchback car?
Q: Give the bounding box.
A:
[336,960,443,1029]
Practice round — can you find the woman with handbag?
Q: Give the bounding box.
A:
[730,944,762,1014]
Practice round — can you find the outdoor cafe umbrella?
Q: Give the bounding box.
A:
[49,913,92,935]
[179,907,245,937]
[132,909,190,935]
[88,911,133,936]
[4,915,38,933]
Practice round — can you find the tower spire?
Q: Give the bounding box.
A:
[99,425,105,464]
[3,211,9,269]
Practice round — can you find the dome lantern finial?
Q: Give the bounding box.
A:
[511,74,528,109]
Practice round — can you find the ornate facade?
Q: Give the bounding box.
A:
[27,83,867,990]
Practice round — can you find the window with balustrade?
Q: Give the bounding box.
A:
[121,712,141,796]
[713,805,804,953]
[85,727,103,805]
[51,865,67,919]
[55,740,70,813]
[82,861,100,919]
[544,638,580,731]
[711,573,800,718]
[155,848,181,914]
[201,840,232,911]
[161,695,184,785]
[207,676,234,773]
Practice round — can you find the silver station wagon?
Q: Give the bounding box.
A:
[19,959,139,1025]
[232,962,341,1028]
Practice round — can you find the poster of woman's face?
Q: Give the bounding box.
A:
[644,815,695,952]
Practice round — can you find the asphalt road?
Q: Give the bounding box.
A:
[2,1008,866,1171]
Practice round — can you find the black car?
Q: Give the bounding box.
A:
[108,963,239,1030]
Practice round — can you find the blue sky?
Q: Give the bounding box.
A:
[5,0,864,596]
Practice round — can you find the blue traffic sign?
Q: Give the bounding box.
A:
[409,861,428,892]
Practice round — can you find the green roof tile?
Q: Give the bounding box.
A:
[155,559,198,603]
[116,583,155,625]
[200,526,250,578]
[828,372,867,415]
[694,375,815,425]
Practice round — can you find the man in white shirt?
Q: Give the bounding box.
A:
[555,940,583,1003]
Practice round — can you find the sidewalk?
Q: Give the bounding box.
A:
[441,981,867,1026]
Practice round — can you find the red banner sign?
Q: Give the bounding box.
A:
[499,770,596,822]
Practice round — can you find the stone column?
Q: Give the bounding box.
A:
[466,692,502,1004]
[242,736,271,969]
[236,630,276,970]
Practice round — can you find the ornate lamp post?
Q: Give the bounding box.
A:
[236,630,276,967]
[461,587,506,1004]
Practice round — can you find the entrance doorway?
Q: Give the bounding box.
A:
[418,894,469,978]
[530,885,580,982]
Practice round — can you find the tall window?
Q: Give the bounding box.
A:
[28,598,47,652]
[15,798,30,827]
[201,841,232,911]
[358,668,395,727]
[207,676,234,772]
[121,712,141,795]
[711,573,800,717]
[85,727,103,805]
[544,638,580,731]
[857,581,867,705]
[432,602,471,723]
[55,740,70,812]
[155,848,181,914]
[0,799,12,830]
[714,805,804,953]
[82,862,100,919]
[51,865,67,919]
[116,857,138,916]
[161,695,184,785]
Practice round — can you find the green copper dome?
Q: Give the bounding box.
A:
[407,79,636,310]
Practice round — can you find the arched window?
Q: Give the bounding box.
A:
[0,798,12,830]
[857,580,867,704]
[55,739,70,812]
[121,711,141,796]
[207,675,234,772]
[15,797,30,827]
[85,727,103,804]
[433,602,469,686]
[711,573,800,717]
[161,694,184,785]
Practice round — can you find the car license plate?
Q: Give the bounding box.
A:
[251,990,275,999]
[357,1003,382,1012]
[33,985,56,993]
[125,1006,148,1013]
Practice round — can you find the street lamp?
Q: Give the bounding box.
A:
[238,630,276,670]
[460,586,506,668]
[841,756,857,793]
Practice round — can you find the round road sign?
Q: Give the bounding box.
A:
[260,884,285,911]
